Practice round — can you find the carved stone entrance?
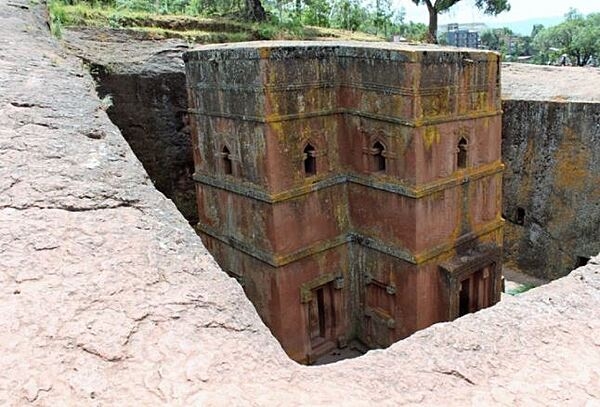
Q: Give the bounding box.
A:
[301,273,343,362]
[308,284,335,348]
[459,265,493,316]
[440,247,502,320]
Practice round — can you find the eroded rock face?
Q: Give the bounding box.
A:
[500,63,600,279]
[502,100,600,279]
[0,4,290,403]
[1,4,599,404]
[64,28,198,223]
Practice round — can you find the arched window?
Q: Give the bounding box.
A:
[222,146,232,175]
[304,144,316,176]
[457,137,468,169]
[372,141,386,172]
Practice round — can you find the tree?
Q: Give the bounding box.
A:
[330,0,367,31]
[302,0,332,27]
[372,0,394,36]
[411,0,510,43]
[530,24,544,39]
[533,11,600,66]
[245,0,267,21]
[480,29,499,50]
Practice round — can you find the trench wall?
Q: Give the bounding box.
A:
[93,67,198,224]
[502,100,600,279]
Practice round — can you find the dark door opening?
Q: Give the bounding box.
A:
[308,284,335,349]
[459,278,470,316]
[458,266,492,317]
[317,288,326,338]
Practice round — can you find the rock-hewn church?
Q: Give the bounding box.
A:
[184,42,503,363]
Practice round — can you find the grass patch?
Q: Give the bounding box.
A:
[47,0,383,42]
[506,283,536,296]
[128,26,255,43]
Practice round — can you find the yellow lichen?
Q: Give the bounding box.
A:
[422,126,440,150]
[554,126,590,191]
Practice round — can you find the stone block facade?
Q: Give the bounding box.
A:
[184,42,504,363]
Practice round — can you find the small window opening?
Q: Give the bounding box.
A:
[222,146,232,175]
[457,137,468,169]
[575,256,590,268]
[304,144,316,176]
[373,141,386,172]
[515,207,525,225]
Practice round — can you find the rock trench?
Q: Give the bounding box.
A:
[0,3,599,404]
[63,28,600,280]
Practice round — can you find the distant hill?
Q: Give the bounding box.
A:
[439,16,565,36]
[487,16,564,36]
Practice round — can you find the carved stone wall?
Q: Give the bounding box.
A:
[185,42,504,362]
[502,100,600,279]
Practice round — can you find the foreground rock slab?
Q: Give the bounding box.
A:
[0,2,599,404]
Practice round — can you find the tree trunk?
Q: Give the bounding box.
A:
[425,1,438,43]
[245,0,266,21]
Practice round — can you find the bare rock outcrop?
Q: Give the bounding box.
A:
[63,28,198,224]
[0,3,599,404]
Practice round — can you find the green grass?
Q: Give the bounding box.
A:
[47,0,383,42]
[128,26,255,42]
[506,283,536,296]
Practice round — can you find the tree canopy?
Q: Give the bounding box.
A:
[534,10,600,66]
[411,0,510,43]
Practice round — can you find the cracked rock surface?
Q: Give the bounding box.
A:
[0,2,599,405]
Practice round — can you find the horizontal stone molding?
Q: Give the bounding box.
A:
[193,161,504,203]
[196,218,504,267]
[191,81,493,97]
[183,43,495,63]
[188,107,502,127]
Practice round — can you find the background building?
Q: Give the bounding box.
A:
[445,23,482,48]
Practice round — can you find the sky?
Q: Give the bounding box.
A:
[395,0,600,25]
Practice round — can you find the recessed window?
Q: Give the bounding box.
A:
[304,144,316,176]
[372,141,386,172]
[457,137,468,169]
[222,146,232,175]
[515,207,525,225]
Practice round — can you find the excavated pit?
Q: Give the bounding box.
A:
[65,28,198,224]
[92,64,197,223]
[62,30,600,283]
[2,4,600,402]
[60,29,600,364]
